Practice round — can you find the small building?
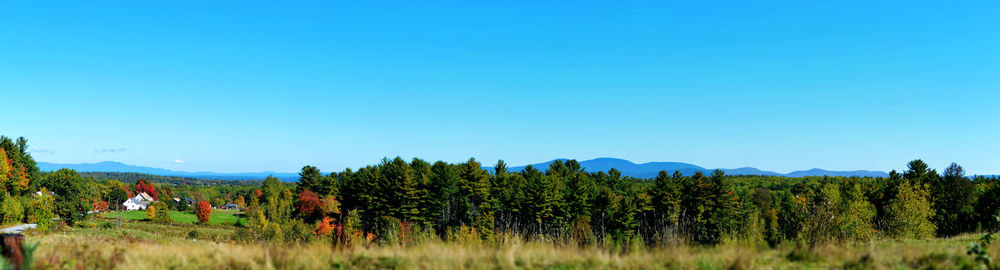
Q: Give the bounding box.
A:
[122,192,155,210]
[136,192,154,202]
[33,190,56,197]
[222,203,240,210]
[123,198,151,210]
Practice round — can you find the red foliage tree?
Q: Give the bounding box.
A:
[254,189,262,198]
[295,190,321,220]
[196,201,212,224]
[93,201,109,212]
[135,179,158,200]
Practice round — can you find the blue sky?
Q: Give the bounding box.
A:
[1,1,997,174]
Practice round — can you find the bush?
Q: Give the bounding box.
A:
[231,228,254,243]
[1,194,27,224]
[146,205,157,220]
[76,221,97,228]
[374,216,402,245]
[99,222,114,230]
[263,223,283,242]
[150,201,172,224]
[187,230,200,239]
[284,220,314,243]
[27,193,55,232]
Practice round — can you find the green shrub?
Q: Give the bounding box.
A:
[375,216,402,245]
[283,219,313,243]
[99,222,114,230]
[150,202,172,224]
[27,193,55,232]
[231,228,254,243]
[0,194,27,224]
[187,230,200,239]
[263,223,283,242]
[77,221,97,228]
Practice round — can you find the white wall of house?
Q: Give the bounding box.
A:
[123,199,146,210]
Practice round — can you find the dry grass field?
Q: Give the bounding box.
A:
[21,219,996,269]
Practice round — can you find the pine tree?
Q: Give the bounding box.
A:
[296,165,328,195]
[409,158,432,227]
[651,170,682,240]
[428,161,460,234]
[458,158,493,239]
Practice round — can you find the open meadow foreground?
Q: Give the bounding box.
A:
[25,226,1000,269]
[21,225,1000,269]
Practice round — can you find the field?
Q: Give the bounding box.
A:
[20,216,999,269]
[99,210,246,225]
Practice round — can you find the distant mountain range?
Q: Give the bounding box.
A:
[37,161,299,181]
[496,158,889,178]
[38,158,889,183]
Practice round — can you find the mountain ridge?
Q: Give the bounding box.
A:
[496,158,887,178]
[38,158,890,182]
[36,161,299,181]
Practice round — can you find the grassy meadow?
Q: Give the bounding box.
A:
[99,209,246,225]
[18,215,997,269]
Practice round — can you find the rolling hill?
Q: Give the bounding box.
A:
[38,158,889,183]
[37,161,299,181]
[497,158,887,178]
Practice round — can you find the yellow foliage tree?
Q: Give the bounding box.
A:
[0,149,11,193]
[146,205,157,220]
[886,181,936,239]
[235,195,246,210]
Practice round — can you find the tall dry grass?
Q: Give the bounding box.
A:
[25,226,997,269]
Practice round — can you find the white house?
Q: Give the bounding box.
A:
[122,192,155,210]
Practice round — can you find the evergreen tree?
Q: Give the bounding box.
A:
[296,165,329,196]
[428,161,460,234]
[931,162,975,236]
[651,170,682,241]
[457,158,493,239]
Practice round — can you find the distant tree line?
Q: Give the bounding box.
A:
[78,172,262,186]
[237,157,999,248]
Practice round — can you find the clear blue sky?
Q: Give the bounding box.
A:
[1,1,997,174]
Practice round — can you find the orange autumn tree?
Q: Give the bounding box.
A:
[14,163,29,194]
[314,216,335,236]
[196,201,212,224]
[234,195,246,210]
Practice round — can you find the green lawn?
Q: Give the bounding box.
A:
[99,209,245,225]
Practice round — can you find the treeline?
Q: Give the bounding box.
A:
[236,157,999,248]
[78,172,262,186]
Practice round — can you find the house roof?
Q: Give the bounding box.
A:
[137,192,154,201]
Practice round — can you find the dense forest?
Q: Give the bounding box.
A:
[2,134,998,249]
[242,157,999,248]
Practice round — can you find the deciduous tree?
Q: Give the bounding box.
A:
[196,201,212,224]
